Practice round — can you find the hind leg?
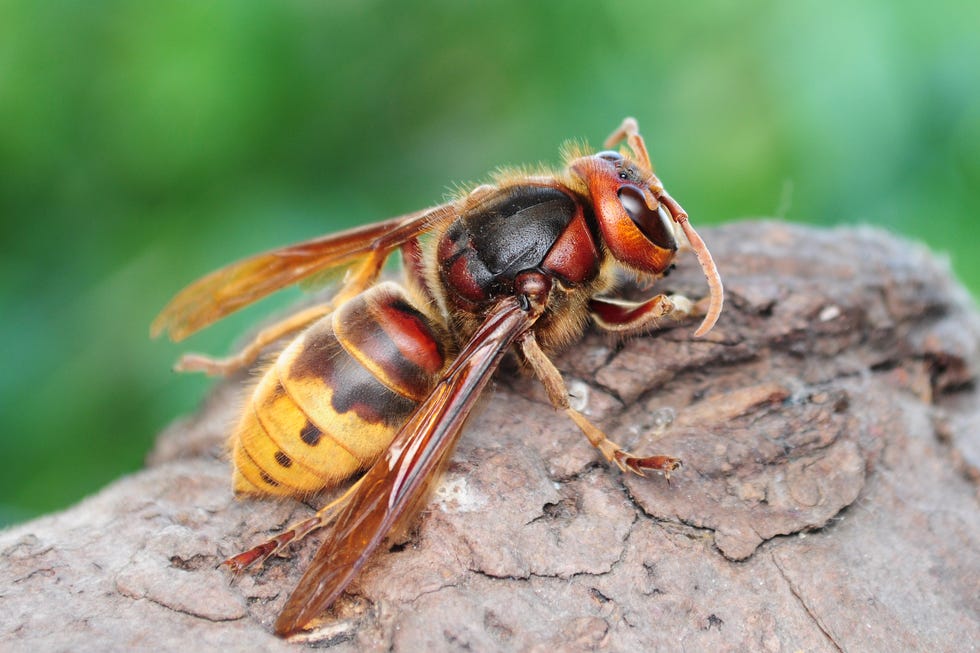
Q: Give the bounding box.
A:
[223,478,364,573]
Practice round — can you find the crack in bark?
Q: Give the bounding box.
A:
[469,508,640,588]
[466,564,615,584]
[621,478,716,537]
[771,553,843,653]
[127,591,247,624]
[12,566,60,584]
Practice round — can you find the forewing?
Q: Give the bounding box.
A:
[274,297,536,638]
[152,204,455,341]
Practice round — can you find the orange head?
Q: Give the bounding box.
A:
[569,118,724,337]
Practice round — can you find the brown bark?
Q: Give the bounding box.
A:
[2,222,978,652]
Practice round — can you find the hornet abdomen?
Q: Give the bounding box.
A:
[231,282,451,497]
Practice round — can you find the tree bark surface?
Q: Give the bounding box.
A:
[2,222,978,652]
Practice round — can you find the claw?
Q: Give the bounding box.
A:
[613,451,681,479]
[220,515,323,574]
[221,530,299,574]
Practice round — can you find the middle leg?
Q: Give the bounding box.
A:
[517,332,680,478]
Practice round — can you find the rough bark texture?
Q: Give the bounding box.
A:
[2,222,978,652]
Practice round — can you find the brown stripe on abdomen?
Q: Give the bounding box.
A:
[277,285,449,467]
[332,282,450,401]
[330,357,417,422]
[284,319,417,426]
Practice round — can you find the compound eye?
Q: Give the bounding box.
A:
[618,185,677,251]
[596,150,624,163]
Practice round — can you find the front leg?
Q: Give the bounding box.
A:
[589,293,695,334]
[517,332,680,478]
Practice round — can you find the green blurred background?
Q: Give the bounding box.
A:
[1,1,977,526]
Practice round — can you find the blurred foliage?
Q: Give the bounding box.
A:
[0,0,977,526]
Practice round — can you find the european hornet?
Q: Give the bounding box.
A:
[152,118,723,638]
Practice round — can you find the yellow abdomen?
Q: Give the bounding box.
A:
[230,282,451,498]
